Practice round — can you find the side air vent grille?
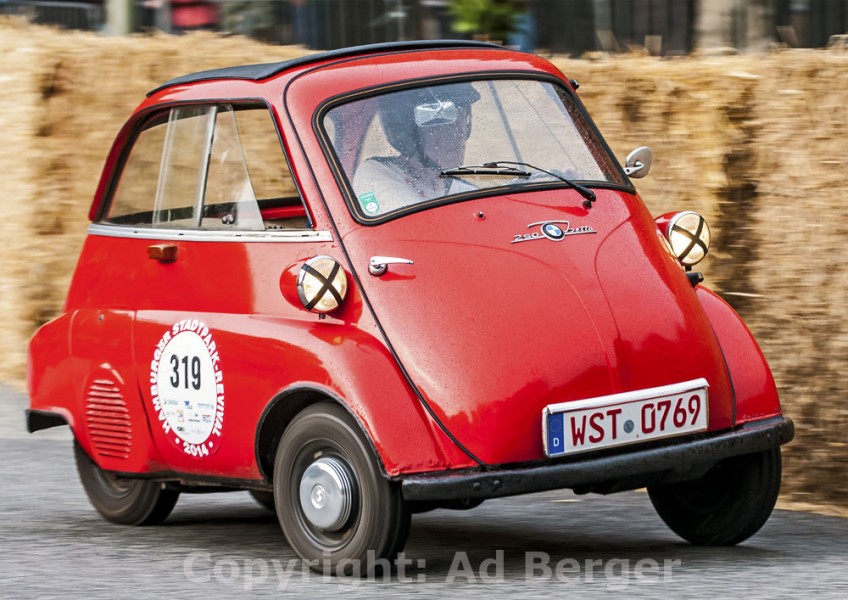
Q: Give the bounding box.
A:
[85,378,132,460]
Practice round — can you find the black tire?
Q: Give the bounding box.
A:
[648,447,782,546]
[74,441,179,526]
[249,490,277,513]
[273,403,410,575]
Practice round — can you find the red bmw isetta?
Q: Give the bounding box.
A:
[27,40,794,571]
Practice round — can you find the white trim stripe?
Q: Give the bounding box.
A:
[87,223,333,243]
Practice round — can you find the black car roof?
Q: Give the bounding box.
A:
[146,39,501,97]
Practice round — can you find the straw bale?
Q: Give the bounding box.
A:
[2,19,847,507]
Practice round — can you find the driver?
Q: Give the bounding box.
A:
[352,83,481,215]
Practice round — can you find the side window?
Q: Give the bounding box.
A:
[103,104,308,230]
[200,108,264,231]
[231,109,308,229]
[155,105,215,228]
[106,113,168,226]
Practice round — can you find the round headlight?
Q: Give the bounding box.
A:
[667,211,710,267]
[297,256,348,314]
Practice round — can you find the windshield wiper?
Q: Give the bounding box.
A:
[440,164,531,177]
[442,161,597,208]
[491,161,596,207]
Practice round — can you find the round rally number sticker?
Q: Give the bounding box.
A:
[150,320,223,458]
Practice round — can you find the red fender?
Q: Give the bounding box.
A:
[245,318,479,477]
[696,286,782,424]
[27,313,77,430]
[28,310,169,473]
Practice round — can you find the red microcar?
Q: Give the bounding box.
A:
[27,40,794,572]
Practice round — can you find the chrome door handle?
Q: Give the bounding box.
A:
[369,256,414,276]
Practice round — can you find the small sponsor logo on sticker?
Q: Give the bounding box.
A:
[150,319,224,458]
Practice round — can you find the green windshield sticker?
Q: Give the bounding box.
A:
[358,192,380,215]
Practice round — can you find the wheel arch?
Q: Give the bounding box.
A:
[696,286,782,424]
[254,384,387,482]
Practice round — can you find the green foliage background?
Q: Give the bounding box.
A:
[449,0,517,42]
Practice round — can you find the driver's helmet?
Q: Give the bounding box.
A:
[379,82,481,158]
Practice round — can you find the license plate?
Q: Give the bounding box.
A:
[543,379,709,457]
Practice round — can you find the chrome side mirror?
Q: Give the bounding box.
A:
[624,146,653,179]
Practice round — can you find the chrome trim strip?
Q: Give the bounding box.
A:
[87,223,333,243]
[544,378,709,416]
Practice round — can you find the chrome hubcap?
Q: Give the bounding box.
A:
[299,456,353,531]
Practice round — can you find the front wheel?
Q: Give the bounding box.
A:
[74,441,179,525]
[648,447,782,546]
[273,403,410,574]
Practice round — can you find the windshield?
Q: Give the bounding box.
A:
[322,78,627,220]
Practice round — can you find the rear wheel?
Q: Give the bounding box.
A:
[648,447,782,545]
[273,403,410,575]
[74,441,179,525]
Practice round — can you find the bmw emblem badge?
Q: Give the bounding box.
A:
[542,222,565,241]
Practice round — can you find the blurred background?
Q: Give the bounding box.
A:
[1,1,847,515]
[2,0,848,53]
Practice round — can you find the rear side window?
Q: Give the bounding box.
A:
[103,105,308,230]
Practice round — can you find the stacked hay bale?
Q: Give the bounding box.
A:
[747,51,848,510]
[2,18,847,510]
[0,25,44,392]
